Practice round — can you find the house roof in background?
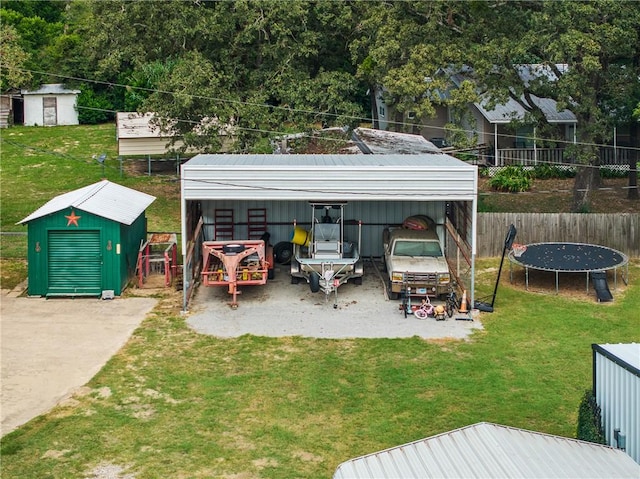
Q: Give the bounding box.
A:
[18,180,155,225]
[333,422,640,479]
[21,84,81,95]
[475,94,577,124]
[446,64,577,125]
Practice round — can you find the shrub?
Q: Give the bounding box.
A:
[487,165,532,192]
[531,164,575,179]
[576,389,606,445]
[600,167,628,179]
[77,88,113,125]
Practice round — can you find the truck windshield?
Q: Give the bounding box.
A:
[393,241,442,257]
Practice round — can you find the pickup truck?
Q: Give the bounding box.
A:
[383,227,451,300]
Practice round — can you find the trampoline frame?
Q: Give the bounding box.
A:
[508,242,629,294]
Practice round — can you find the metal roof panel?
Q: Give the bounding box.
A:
[333,422,640,478]
[19,180,155,225]
[597,343,640,371]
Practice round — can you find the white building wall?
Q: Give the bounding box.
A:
[23,94,79,126]
[594,343,640,464]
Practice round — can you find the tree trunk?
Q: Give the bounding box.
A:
[370,87,379,130]
[628,121,639,200]
[571,144,600,212]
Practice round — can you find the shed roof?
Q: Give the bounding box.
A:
[594,343,640,376]
[18,180,155,226]
[351,128,442,154]
[181,154,477,202]
[21,83,80,95]
[333,422,640,479]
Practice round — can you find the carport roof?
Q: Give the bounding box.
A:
[18,180,156,225]
[181,153,477,202]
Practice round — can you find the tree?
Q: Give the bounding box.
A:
[0,24,31,91]
[355,0,640,211]
[69,0,366,152]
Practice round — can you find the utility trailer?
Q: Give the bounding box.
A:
[201,239,274,308]
[290,203,363,308]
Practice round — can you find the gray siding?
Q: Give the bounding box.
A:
[594,344,640,464]
[200,200,447,257]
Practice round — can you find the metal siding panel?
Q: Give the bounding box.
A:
[26,222,47,295]
[199,200,448,257]
[595,346,640,464]
[48,230,102,295]
[181,154,477,202]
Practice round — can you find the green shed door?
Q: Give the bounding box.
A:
[48,230,102,296]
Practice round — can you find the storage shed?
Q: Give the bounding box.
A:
[593,343,640,464]
[116,112,182,156]
[333,422,640,478]
[180,153,478,310]
[21,84,80,126]
[18,180,155,297]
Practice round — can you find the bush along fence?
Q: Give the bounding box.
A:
[576,389,607,445]
[477,213,640,258]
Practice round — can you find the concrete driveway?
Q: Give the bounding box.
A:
[187,262,483,339]
[1,290,156,436]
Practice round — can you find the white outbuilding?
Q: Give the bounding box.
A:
[21,83,80,126]
[180,153,478,311]
[592,343,640,464]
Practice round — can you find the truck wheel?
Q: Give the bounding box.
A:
[388,282,399,300]
[353,277,363,285]
[309,272,321,293]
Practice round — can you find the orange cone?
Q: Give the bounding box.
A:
[459,290,468,313]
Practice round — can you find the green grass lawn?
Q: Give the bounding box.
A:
[1,263,638,478]
[1,125,639,478]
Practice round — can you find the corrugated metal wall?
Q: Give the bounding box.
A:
[199,200,448,257]
[26,209,141,296]
[594,345,640,464]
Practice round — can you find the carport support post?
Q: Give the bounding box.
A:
[470,179,478,311]
[181,180,188,314]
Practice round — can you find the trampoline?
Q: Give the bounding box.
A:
[508,242,629,294]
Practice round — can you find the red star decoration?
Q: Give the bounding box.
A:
[65,210,81,227]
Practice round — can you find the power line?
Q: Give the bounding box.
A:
[17,67,640,155]
[2,134,635,197]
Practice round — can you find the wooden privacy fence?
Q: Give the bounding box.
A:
[476,213,640,258]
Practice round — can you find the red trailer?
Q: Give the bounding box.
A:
[201,240,274,308]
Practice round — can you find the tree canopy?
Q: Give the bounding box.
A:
[1,0,638,209]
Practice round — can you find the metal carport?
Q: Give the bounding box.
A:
[180,154,477,311]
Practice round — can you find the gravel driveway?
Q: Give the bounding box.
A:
[187,262,483,339]
[1,292,157,436]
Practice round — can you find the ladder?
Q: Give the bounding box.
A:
[214,209,234,240]
[247,208,267,240]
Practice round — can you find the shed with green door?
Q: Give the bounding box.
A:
[18,180,156,297]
